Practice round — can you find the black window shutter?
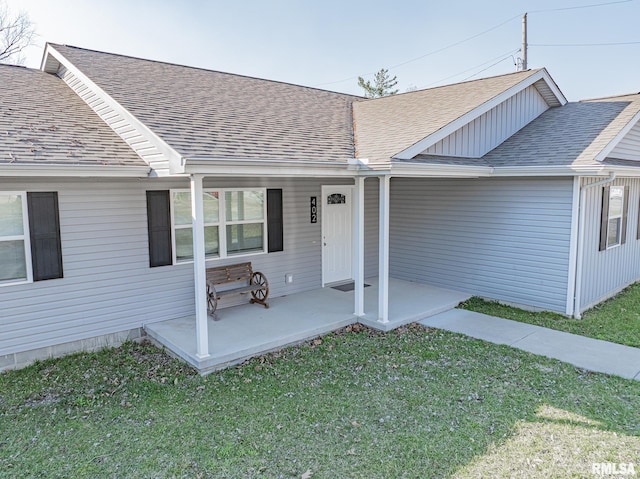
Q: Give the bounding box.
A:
[621,186,629,245]
[267,189,283,253]
[27,192,63,281]
[637,194,640,240]
[146,190,173,267]
[599,186,610,251]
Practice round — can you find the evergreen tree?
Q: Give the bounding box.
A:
[357,68,399,98]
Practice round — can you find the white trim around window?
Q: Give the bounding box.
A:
[606,186,624,249]
[169,188,268,264]
[0,192,33,286]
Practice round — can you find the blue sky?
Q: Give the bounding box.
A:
[9,0,640,101]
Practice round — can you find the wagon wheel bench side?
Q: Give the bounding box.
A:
[205,262,269,319]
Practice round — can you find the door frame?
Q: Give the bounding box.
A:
[321,185,355,287]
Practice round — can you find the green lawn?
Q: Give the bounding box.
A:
[1,325,639,478]
[460,282,640,348]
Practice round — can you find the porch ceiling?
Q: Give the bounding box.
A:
[144,278,470,374]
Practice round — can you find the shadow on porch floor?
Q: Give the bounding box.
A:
[144,278,470,374]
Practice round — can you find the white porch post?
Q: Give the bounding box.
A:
[378,175,390,323]
[353,176,365,317]
[191,174,209,358]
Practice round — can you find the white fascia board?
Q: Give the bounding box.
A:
[599,165,640,177]
[388,162,490,177]
[491,165,605,177]
[492,165,640,177]
[44,45,184,175]
[182,158,356,177]
[394,69,567,161]
[593,109,640,163]
[0,164,151,178]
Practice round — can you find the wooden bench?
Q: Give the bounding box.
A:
[205,262,269,319]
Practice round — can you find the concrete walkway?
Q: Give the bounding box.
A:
[420,309,640,381]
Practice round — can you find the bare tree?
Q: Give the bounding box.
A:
[0,1,35,64]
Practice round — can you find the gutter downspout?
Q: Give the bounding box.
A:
[573,172,616,319]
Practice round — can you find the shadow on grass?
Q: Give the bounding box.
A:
[1,327,639,478]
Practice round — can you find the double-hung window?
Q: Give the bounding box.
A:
[0,191,63,284]
[606,186,624,248]
[224,190,265,255]
[170,188,266,262]
[172,191,220,262]
[0,193,31,284]
[600,185,628,251]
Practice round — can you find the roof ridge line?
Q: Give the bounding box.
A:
[581,92,640,102]
[361,68,543,103]
[50,43,364,100]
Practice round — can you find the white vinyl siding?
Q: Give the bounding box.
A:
[579,177,640,312]
[0,193,31,285]
[609,120,640,161]
[422,85,549,158]
[389,177,573,313]
[0,177,353,357]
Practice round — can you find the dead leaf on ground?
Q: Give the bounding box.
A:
[301,469,313,479]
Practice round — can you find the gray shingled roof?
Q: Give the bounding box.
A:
[352,69,543,164]
[0,64,146,167]
[410,96,640,168]
[51,44,359,163]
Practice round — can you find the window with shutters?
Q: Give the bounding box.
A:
[170,188,266,262]
[0,192,31,285]
[607,186,624,248]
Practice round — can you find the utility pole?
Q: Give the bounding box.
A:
[521,13,528,70]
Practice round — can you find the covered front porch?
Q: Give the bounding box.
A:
[145,277,470,374]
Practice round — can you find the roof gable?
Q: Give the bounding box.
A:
[420,84,550,158]
[609,118,640,161]
[44,44,359,173]
[409,98,640,171]
[353,68,566,166]
[586,93,640,163]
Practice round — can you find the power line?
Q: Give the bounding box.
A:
[529,0,634,14]
[314,0,636,88]
[421,48,520,88]
[531,41,640,47]
[314,13,522,87]
[462,56,517,81]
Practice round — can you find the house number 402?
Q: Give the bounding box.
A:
[310,196,317,223]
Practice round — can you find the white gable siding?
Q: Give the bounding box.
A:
[389,177,573,313]
[56,65,170,175]
[609,121,640,161]
[1,176,368,357]
[422,85,549,158]
[578,177,640,311]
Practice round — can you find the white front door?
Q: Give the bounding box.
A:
[322,186,353,285]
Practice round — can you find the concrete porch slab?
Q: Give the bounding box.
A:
[145,278,470,374]
[359,278,471,332]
